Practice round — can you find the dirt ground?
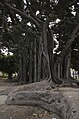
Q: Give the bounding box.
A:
[0,79,79,119]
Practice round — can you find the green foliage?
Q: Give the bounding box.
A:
[0,54,18,75]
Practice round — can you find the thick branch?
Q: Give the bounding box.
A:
[0,2,41,30]
[25,0,43,24]
[0,2,4,7]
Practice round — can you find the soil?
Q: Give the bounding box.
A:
[0,79,79,119]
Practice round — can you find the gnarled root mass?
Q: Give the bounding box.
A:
[6,90,71,119]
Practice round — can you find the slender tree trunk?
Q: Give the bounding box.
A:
[34,38,37,82]
[22,54,26,83]
[37,36,42,82]
[29,41,33,83]
[18,55,23,82]
[58,64,61,78]
[65,49,71,80]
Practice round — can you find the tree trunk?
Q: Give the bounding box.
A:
[47,28,54,81]
[42,19,51,80]
[34,38,37,82]
[29,41,33,83]
[18,55,23,82]
[37,36,42,82]
[22,54,26,83]
[53,24,79,84]
[65,49,71,80]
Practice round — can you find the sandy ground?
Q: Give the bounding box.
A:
[0,80,79,119]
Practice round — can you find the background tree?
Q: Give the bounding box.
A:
[0,53,18,80]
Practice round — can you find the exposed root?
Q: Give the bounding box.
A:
[6,90,71,119]
[59,79,79,88]
[48,76,79,88]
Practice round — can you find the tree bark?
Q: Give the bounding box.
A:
[34,38,37,82]
[18,55,23,82]
[29,41,33,83]
[37,36,42,82]
[47,28,54,80]
[22,54,26,83]
[42,18,51,80]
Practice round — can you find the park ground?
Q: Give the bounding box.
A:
[0,79,79,119]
